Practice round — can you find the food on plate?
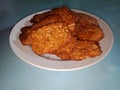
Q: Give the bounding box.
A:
[20,22,71,54]
[77,24,104,42]
[19,26,32,45]
[19,6,104,61]
[30,7,75,34]
[77,13,99,26]
[32,14,62,27]
[53,37,77,60]
[69,41,101,60]
[30,11,50,23]
[54,39,101,60]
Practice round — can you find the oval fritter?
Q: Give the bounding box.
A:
[77,24,104,42]
[78,13,99,27]
[27,22,71,54]
[30,7,76,34]
[70,41,102,60]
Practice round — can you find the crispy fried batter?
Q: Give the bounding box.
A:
[71,11,81,23]
[51,7,75,34]
[54,37,77,60]
[20,15,63,45]
[30,7,75,34]
[71,11,82,36]
[19,6,104,61]
[54,40,101,60]
[27,22,71,54]
[70,41,102,60]
[19,26,32,45]
[31,14,62,30]
[71,12,99,35]
[77,24,104,42]
[30,11,50,23]
[78,13,99,27]
[50,7,75,31]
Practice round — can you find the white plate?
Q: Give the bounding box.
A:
[9,9,114,71]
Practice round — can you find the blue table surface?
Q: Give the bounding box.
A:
[0,0,120,90]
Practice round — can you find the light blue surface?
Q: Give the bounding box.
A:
[0,0,120,90]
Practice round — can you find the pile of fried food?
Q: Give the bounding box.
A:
[19,7,104,61]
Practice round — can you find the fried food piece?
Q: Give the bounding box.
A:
[78,13,99,27]
[70,41,102,60]
[37,14,62,26]
[30,11,50,23]
[30,7,75,34]
[54,40,101,60]
[25,22,71,55]
[70,11,82,36]
[54,37,77,60]
[50,7,75,32]
[30,7,75,25]
[51,7,75,34]
[19,26,32,45]
[20,15,63,45]
[77,24,104,42]
[71,11,81,23]
[31,14,62,30]
[71,11,99,36]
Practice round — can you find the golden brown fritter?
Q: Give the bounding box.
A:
[54,40,101,60]
[20,15,63,45]
[26,22,71,55]
[50,7,75,32]
[51,7,72,21]
[71,12,99,35]
[30,7,75,34]
[77,24,104,42]
[70,41,102,60]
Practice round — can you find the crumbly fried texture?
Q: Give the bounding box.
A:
[19,6,104,61]
[77,13,99,27]
[20,14,63,45]
[77,24,104,42]
[70,41,102,60]
[54,40,101,60]
[72,11,104,42]
[72,12,99,35]
[31,14,62,30]
[30,11,50,23]
[53,37,77,60]
[19,26,32,45]
[30,7,75,34]
[50,7,75,32]
[26,22,71,54]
